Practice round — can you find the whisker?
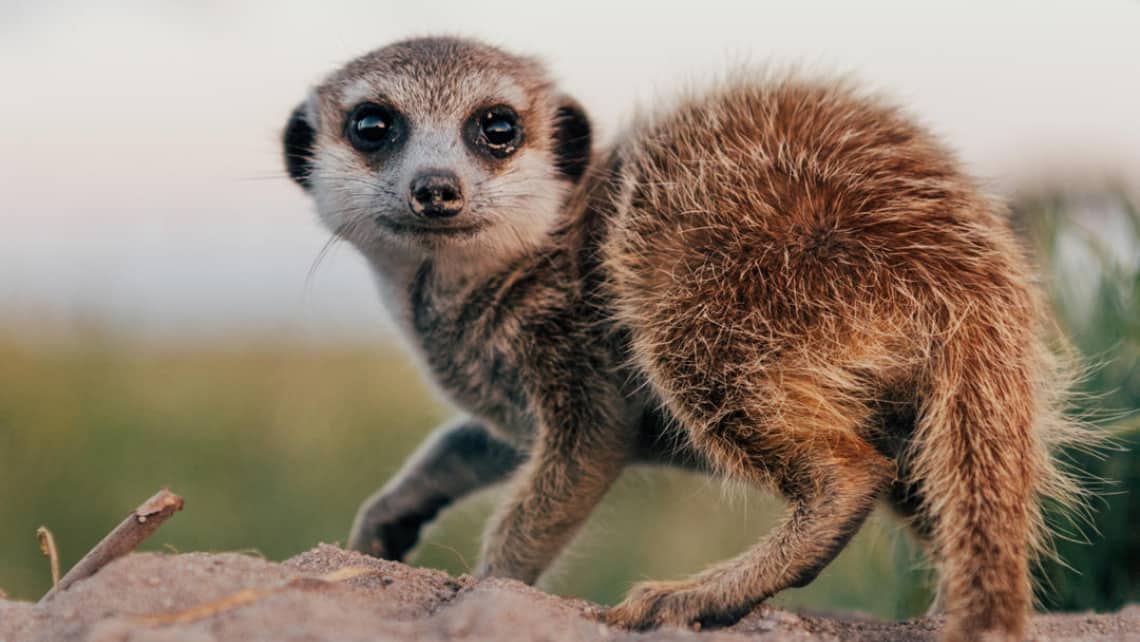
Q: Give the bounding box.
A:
[305,233,344,292]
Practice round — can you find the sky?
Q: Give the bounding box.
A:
[1,0,1138,343]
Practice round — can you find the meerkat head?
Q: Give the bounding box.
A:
[283,37,592,267]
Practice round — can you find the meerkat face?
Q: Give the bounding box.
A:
[283,37,592,265]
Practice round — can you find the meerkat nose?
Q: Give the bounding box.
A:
[409,170,464,218]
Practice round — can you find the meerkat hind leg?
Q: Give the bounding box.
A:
[606,424,892,630]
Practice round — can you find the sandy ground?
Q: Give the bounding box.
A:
[1,544,1135,641]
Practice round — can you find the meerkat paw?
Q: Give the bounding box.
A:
[604,580,700,630]
[347,498,428,561]
[604,580,753,631]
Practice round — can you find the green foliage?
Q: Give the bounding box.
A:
[1037,428,1140,611]
[1016,190,1140,611]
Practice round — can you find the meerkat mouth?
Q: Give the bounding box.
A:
[374,217,487,239]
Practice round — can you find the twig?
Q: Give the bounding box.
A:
[36,526,61,588]
[133,566,379,626]
[427,541,472,573]
[39,488,184,603]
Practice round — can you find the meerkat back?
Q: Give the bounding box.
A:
[600,77,1082,642]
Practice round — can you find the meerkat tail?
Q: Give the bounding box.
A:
[913,324,1051,642]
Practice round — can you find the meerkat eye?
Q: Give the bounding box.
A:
[482,111,517,146]
[346,103,399,152]
[467,105,523,158]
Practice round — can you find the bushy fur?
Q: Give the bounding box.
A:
[600,76,1093,640]
[285,38,1093,642]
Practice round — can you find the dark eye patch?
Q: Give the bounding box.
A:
[283,103,316,189]
[552,100,592,182]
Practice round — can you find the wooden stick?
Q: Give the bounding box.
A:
[40,488,184,603]
[36,526,61,588]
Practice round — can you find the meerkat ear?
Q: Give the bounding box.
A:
[552,97,592,182]
[283,101,316,190]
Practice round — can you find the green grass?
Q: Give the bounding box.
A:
[0,340,433,596]
[0,188,1135,615]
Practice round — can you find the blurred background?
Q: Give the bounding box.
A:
[1,0,1137,617]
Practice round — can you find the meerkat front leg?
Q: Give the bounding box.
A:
[476,427,630,582]
[476,378,633,583]
[349,418,525,560]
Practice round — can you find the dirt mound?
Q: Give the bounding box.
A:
[0,544,1135,641]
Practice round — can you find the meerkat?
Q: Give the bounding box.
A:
[282,37,1089,642]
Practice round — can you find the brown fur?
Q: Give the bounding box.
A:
[285,38,1091,642]
[598,76,1088,640]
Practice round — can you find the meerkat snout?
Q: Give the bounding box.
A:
[408,170,464,218]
